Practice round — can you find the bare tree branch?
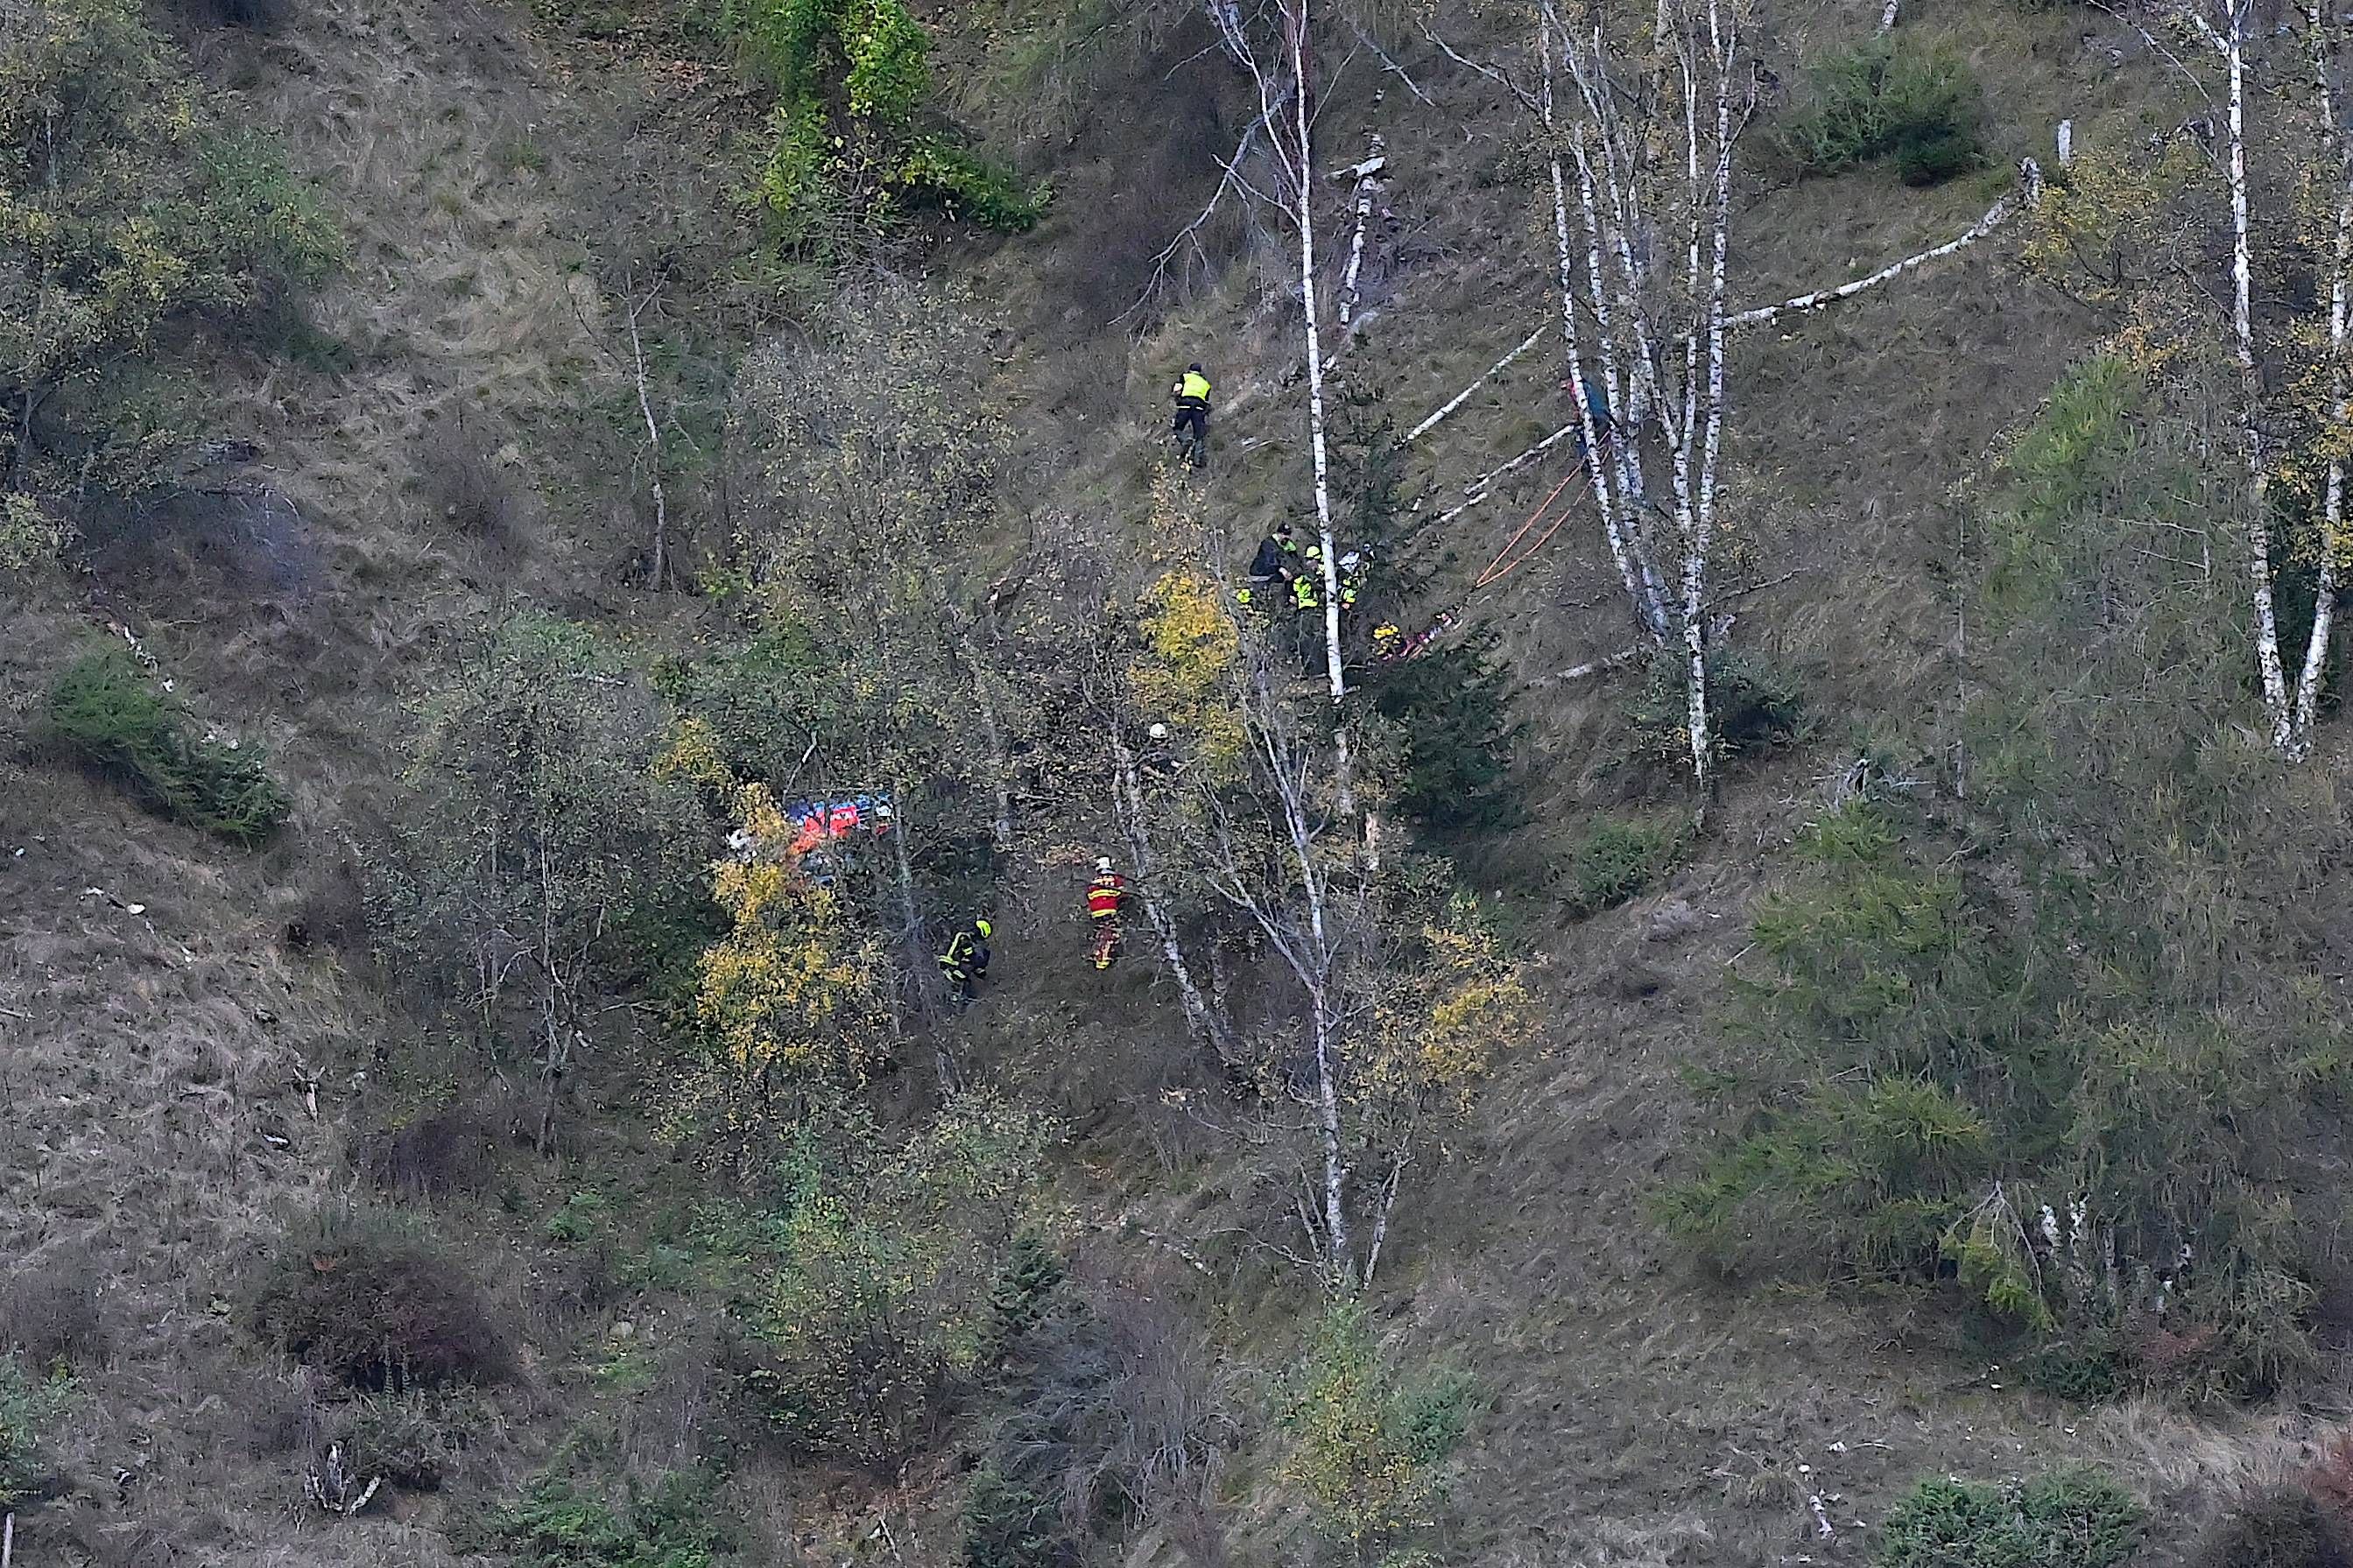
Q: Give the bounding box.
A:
[624,282,671,592]
[1121,112,1272,319]
[1352,18,1434,105]
[1403,326,1546,443]
[1726,161,2043,329]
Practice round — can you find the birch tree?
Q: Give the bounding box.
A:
[2175,0,2349,758]
[1068,540,1522,1293]
[1201,0,1367,819]
[1410,2,2038,798]
[2019,2,2352,759]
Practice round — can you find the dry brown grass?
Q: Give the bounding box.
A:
[0,0,2323,1563]
[0,1,716,1557]
[937,5,2293,1561]
[0,1245,107,1368]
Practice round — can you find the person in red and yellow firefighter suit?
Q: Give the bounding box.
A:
[1086,856,1128,971]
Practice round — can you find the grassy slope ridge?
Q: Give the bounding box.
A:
[0,0,2341,1564]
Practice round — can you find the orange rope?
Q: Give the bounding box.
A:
[1469,463,1590,593]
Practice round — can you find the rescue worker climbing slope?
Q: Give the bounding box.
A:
[940,917,992,1005]
[1086,858,1127,971]
[1171,363,1212,468]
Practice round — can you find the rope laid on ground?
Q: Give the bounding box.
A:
[1469,462,1590,593]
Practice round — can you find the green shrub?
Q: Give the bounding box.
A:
[1666,784,2339,1396]
[722,0,1045,254]
[3,0,340,507]
[46,646,291,843]
[249,1213,516,1391]
[1876,1471,2142,1568]
[333,1390,485,1491]
[743,1093,1054,1462]
[0,1354,73,1510]
[1669,367,2353,1397]
[1275,1298,1480,1564]
[1779,37,1987,186]
[1371,629,1528,838]
[963,1466,1077,1568]
[546,1188,614,1245]
[983,1231,1065,1354]
[1626,650,1807,773]
[489,1468,734,1568]
[2020,1334,2126,1404]
[1567,818,1678,912]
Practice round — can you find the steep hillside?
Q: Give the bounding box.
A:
[5,0,2353,1565]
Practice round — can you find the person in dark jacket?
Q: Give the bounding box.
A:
[1240,522,1297,607]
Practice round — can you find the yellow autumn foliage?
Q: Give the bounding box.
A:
[672,784,891,1166]
[652,715,736,793]
[1131,567,1245,769]
[1365,915,1530,1114]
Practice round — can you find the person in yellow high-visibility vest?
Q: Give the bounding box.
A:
[1171,363,1212,468]
[939,917,992,1006]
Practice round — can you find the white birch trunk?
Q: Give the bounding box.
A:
[1543,4,1670,639]
[1275,735,1352,1287]
[1405,326,1546,443]
[2218,4,2297,749]
[1110,731,1229,1054]
[2295,1,2349,752]
[1287,11,1349,713]
[1335,144,1384,330]
[1725,165,2040,329]
[1684,0,1739,798]
[624,291,669,591]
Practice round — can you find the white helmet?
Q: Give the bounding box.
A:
[1095,856,1114,873]
[1147,722,1169,741]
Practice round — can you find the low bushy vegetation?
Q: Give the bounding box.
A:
[732,1094,1056,1462]
[2188,1480,2351,1568]
[722,0,1046,254]
[1625,650,1807,772]
[1779,36,1987,186]
[963,1465,1077,1568]
[1667,362,2353,1399]
[1566,816,1679,912]
[486,1466,736,1568]
[966,1268,1231,1566]
[0,1250,105,1369]
[0,1354,72,1511]
[2,0,339,529]
[46,646,291,843]
[155,0,296,26]
[1875,1471,2142,1568]
[248,1213,516,1391]
[1275,1298,1479,1566]
[328,1390,486,1492]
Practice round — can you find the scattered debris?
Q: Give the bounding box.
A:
[291,1056,322,1120]
[306,1443,384,1517]
[81,887,147,916]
